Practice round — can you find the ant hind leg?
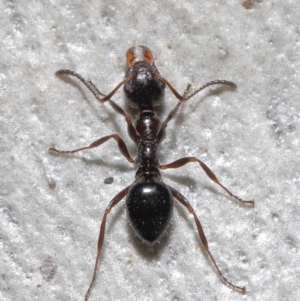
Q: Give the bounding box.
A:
[84,185,131,301]
[169,185,246,294]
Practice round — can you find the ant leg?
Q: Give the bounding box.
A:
[157,77,236,143]
[157,85,191,143]
[169,185,246,294]
[49,134,135,164]
[85,185,130,301]
[106,98,139,144]
[160,157,254,206]
[56,70,139,144]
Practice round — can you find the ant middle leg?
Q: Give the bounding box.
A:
[160,157,254,206]
[49,134,135,164]
[169,185,246,294]
[85,185,131,301]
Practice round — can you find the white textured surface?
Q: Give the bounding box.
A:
[1,1,300,301]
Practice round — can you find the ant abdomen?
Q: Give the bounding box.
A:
[126,181,173,246]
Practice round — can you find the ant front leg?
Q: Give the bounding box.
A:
[157,84,191,143]
[160,157,254,206]
[169,186,246,294]
[157,78,236,144]
[56,70,139,144]
[49,134,135,164]
[85,185,131,301]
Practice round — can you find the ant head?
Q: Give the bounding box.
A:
[124,46,165,110]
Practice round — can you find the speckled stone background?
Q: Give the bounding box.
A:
[0,1,299,301]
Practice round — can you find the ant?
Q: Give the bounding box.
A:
[49,46,254,300]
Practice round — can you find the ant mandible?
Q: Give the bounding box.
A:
[49,46,254,300]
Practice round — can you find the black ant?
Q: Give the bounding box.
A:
[49,46,254,300]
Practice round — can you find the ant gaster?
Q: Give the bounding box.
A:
[49,46,254,300]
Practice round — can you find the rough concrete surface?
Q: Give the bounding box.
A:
[0,1,299,301]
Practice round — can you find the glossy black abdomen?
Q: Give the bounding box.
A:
[126,181,173,246]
